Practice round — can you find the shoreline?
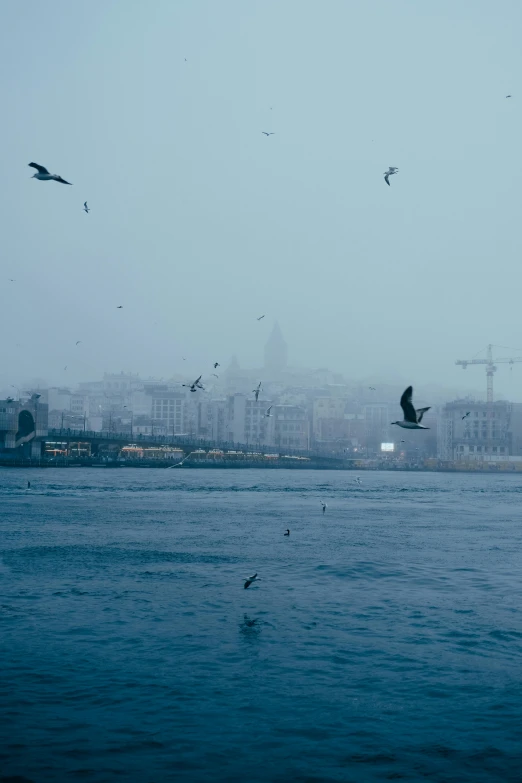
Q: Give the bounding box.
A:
[0,459,518,474]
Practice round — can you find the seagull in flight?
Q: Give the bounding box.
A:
[212,373,219,378]
[354,476,362,485]
[257,315,265,321]
[213,362,220,369]
[83,202,90,213]
[264,405,273,417]
[75,341,82,346]
[391,386,430,429]
[462,411,471,420]
[28,162,72,185]
[262,132,275,136]
[183,375,204,393]
[384,166,399,186]
[244,573,259,589]
[506,95,512,98]
[253,382,262,402]
[117,305,123,309]
[369,386,376,391]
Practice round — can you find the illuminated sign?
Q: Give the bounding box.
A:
[381,442,395,452]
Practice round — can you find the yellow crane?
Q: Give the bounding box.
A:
[456,344,522,402]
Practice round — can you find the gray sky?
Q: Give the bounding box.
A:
[1,0,522,399]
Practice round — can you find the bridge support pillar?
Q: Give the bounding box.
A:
[31,441,42,458]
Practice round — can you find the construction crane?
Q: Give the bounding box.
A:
[456,344,522,402]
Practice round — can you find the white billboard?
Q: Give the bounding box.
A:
[381,442,395,452]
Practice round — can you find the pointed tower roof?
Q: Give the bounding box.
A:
[264,322,288,375]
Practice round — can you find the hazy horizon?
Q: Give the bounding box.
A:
[2,0,522,400]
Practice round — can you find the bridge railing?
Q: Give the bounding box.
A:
[43,428,347,461]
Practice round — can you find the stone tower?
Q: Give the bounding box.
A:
[264,322,288,375]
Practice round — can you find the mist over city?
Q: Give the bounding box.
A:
[3,3,522,782]
[2,1,522,403]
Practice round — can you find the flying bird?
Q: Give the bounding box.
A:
[257,315,265,321]
[83,202,90,213]
[75,341,82,346]
[212,373,219,378]
[28,162,72,185]
[264,405,273,417]
[117,306,123,309]
[284,529,290,536]
[262,132,275,136]
[462,411,471,420]
[369,386,376,391]
[384,166,399,186]
[391,386,430,429]
[506,95,512,98]
[354,477,362,485]
[8,279,15,282]
[213,362,220,369]
[321,501,327,515]
[244,573,259,589]
[253,382,262,402]
[183,375,204,393]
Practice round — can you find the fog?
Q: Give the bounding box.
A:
[1,0,522,400]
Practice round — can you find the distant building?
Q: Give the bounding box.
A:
[313,397,347,439]
[198,399,227,441]
[150,388,187,435]
[438,400,513,461]
[364,403,391,453]
[274,404,309,450]
[264,322,288,376]
[226,393,274,445]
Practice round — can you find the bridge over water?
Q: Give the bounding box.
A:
[40,428,348,467]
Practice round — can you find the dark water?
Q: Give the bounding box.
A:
[1,468,522,783]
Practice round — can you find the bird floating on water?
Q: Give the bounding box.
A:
[354,477,362,485]
[391,386,430,429]
[284,529,290,536]
[384,166,399,186]
[253,382,262,402]
[264,405,273,417]
[29,162,72,185]
[244,573,258,589]
[321,501,327,515]
[462,411,471,420]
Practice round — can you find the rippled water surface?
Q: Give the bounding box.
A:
[1,468,522,782]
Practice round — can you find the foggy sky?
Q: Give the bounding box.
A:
[1,0,522,400]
